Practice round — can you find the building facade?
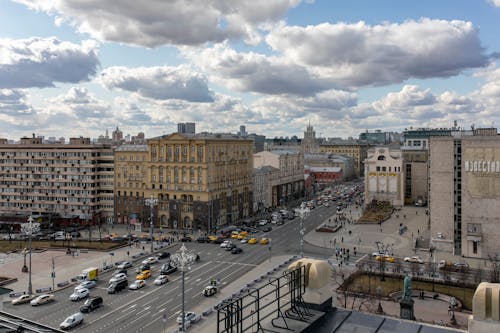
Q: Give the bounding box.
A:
[320,141,370,177]
[0,136,114,222]
[253,166,279,212]
[429,131,500,259]
[364,147,404,207]
[253,150,304,207]
[113,133,254,232]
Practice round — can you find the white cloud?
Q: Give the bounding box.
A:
[266,19,490,88]
[99,66,214,102]
[0,89,34,115]
[0,37,99,88]
[47,87,111,120]
[489,0,500,7]
[14,0,303,47]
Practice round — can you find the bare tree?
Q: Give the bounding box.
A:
[487,254,500,283]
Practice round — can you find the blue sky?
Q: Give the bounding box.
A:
[1,0,500,140]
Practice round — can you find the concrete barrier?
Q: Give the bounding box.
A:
[36,287,52,293]
[9,291,26,298]
[57,281,70,288]
[202,309,213,316]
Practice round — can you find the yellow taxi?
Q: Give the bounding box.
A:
[248,238,258,244]
[208,235,218,242]
[237,231,248,240]
[260,238,269,245]
[136,270,151,280]
[230,231,239,239]
[385,256,396,263]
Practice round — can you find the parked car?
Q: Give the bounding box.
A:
[231,247,243,254]
[60,312,84,330]
[129,280,146,290]
[77,280,97,290]
[181,236,192,242]
[154,275,169,286]
[79,296,103,313]
[202,285,218,297]
[176,311,201,324]
[116,261,132,269]
[141,257,158,265]
[157,252,171,260]
[136,270,152,280]
[109,273,127,283]
[30,294,55,306]
[11,294,35,305]
[160,263,177,275]
[69,287,89,301]
[107,280,128,294]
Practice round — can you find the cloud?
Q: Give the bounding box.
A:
[266,19,491,88]
[188,43,333,96]
[0,89,34,115]
[489,0,500,7]
[47,87,111,119]
[0,37,99,89]
[14,0,303,47]
[99,66,214,102]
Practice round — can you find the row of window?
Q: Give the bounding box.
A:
[375,166,401,172]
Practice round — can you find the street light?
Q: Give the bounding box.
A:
[145,195,158,254]
[296,207,309,258]
[21,215,40,295]
[171,244,197,332]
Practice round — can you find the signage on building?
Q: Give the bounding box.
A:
[464,160,500,173]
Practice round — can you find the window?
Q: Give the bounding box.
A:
[376,166,380,171]
[473,241,478,254]
[382,166,386,172]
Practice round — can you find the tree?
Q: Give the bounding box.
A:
[487,254,500,283]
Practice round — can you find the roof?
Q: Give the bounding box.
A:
[308,166,342,172]
[114,144,149,152]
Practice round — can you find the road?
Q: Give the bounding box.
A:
[2,203,340,332]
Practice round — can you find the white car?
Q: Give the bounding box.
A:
[258,220,268,226]
[437,232,445,239]
[77,280,97,290]
[60,312,83,330]
[141,257,158,265]
[116,261,132,269]
[176,311,201,324]
[109,273,127,283]
[154,275,169,286]
[129,280,146,290]
[220,240,232,248]
[404,256,424,264]
[11,294,35,305]
[69,287,89,301]
[30,294,55,306]
[372,251,386,257]
[240,238,248,243]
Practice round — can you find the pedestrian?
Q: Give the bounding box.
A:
[127,251,130,257]
[341,236,344,243]
[418,229,420,235]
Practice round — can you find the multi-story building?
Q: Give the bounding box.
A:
[253,150,304,207]
[301,124,320,154]
[253,166,279,212]
[0,136,114,222]
[320,140,370,177]
[364,147,404,207]
[177,122,196,134]
[114,133,254,232]
[305,153,355,180]
[429,129,500,259]
[359,130,391,145]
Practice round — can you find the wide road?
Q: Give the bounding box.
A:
[3,203,339,332]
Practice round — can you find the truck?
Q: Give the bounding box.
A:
[76,267,99,282]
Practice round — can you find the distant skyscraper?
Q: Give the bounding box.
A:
[301,123,319,154]
[112,126,123,142]
[239,125,247,136]
[177,122,196,134]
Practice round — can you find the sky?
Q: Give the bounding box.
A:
[1,0,500,141]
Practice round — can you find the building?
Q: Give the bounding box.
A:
[253,166,279,212]
[301,124,320,154]
[112,126,123,144]
[177,122,196,134]
[320,140,370,177]
[364,146,404,207]
[359,129,391,145]
[0,135,114,222]
[429,129,500,258]
[305,166,342,192]
[253,150,304,207]
[305,153,355,180]
[114,133,254,232]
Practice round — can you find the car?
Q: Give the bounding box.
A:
[207,235,218,242]
[454,262,470,272]
[79,296,103,313]
[141,257,158,265]
[109,273,127,283]
[202,285,218,297]
[437,232,445,239]
[181,236,192,242]
[160,263,177,275]
[11,294,35,305]
[176,311,201,324]
[107,280,128,294]
[372,251,386,257]
[261,226,272,232]
[129,280,146,290]
[220,240,232,248]
[136,264,151,273]
[60,312,84,330]
[211,237,224,244]
[240,237,249,243]
[154,275,169,285]
[116,261,132,269]
[248,238,258,244]
[404,256,424,264]
[230,231,239,239]
[115,268,128,276]
[196,236,210,243]
[260,238,269,245]
[384,256,396,263]
[136,270,152,280]
[258,220,268,226]
[225,243,236,251]
[157,252,171,259]
[30,294,55,306]
[77,280,97,290]
[237,232,248,240]
[231,247,243,254]
[375,255,385,262]
[69,287,89,301]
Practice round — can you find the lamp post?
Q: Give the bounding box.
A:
[21,215,40,295]
[171,244,196,332]
[145,195,158,254]
[296,207,309,258]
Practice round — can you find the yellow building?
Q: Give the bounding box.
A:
[319,141,370,177]
[114,133,254,232]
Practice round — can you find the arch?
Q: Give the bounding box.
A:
[377,155,386,161]
[161,215,167,226]
[183,216,191,229]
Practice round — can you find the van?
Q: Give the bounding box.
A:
[107,280,128,294]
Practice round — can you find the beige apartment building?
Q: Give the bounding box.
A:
[320,141,369,177]
[114,133,254,232]
[0,136,114,222]
[253,150,304,207]
[364,147,405,207]
[429,131,500,259]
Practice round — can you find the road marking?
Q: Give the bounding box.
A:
[195,278,201,282]
[122,304,137,312]
[128,312,150,325]
[214,260,257,267]
[184,287,192,293]
[136,305,151,316]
